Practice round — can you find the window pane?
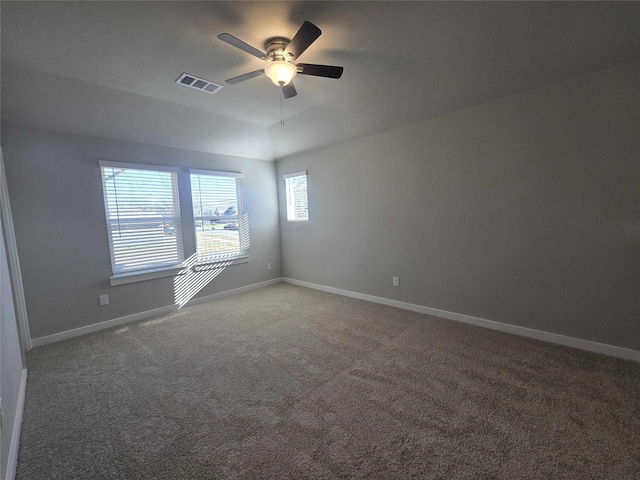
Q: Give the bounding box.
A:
[285,174,308,221]
[101,165,184,273]
[190,171,246,259]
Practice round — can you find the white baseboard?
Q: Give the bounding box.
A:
[282,277,640,363]
[30,276,640,363]
[30,304,177,348]
[30,278,283,348]
[5,368,27,480]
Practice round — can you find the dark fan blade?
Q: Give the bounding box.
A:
[282,81,297,99]
[217,33,267,60]
[297,63,344,79]
[284,21,321,60]
[225,69,264,84]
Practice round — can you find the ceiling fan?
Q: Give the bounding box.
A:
[217,21,343,99]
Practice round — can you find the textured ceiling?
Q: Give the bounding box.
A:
[2,1,640,161]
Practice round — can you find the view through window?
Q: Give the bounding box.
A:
[190,170,247,260]
[284,172,309,222]
[101,162,249,281]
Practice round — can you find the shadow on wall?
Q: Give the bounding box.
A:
[174,212,250,307]
[173,253,232,308]
[241,213,250,250]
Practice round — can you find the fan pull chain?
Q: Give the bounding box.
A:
[280,96,285,126]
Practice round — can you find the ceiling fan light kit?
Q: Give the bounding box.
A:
[264,60,297,87]
[217,21,343,99]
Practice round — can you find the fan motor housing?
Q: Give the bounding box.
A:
[264,37,292,60]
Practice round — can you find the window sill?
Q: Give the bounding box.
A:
[110,265,185,286]
[194,254,249,271]
[109,255,250,286]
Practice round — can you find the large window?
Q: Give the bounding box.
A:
[100,162,184,274]
[100,162,249,284]
[190,170,247,260]
[284,172,308,222]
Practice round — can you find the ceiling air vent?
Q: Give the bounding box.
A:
[176,73,223,95]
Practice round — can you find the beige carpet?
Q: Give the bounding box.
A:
[16,283,640,479]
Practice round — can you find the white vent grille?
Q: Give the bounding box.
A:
[176,73,223,95]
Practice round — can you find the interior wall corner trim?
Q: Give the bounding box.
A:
[5,368,27,480]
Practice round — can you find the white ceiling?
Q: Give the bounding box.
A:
[2,1,640,161]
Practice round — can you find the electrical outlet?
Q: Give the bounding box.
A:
[393,276,399,287]
[267,262,272,271]
[99,294,109,306]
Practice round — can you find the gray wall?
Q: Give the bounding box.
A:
[277,61,640,352]
[2,126,282,340]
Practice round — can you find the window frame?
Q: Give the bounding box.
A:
[100,161,185,285]
[189,169,249,263]
[100,162,251,286]
[284,171,309,222]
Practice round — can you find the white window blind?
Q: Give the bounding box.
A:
[100,162,184,274]
[284,172,308,221]
[190,170,247,260]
